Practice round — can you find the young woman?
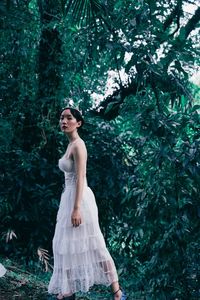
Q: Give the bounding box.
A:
[48,107,127,300]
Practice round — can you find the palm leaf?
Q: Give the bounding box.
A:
[64,0,107,26]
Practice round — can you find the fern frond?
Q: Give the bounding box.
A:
[37,247,52,272]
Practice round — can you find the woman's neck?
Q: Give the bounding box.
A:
[67,133,80,143]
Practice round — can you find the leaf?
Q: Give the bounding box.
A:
[5,230,17,243]
[178,198,192,209]
[104,101,119,115]
[64,0,107,26]
[190,105,200,112]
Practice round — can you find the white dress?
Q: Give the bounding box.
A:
[0,263,6,277]
[48,151,118,295]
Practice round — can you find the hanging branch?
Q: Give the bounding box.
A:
[183,6,200,39]
[163,0,183,32]
[163,6,200,69]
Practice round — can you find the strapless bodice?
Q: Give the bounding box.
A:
[58,156,87,187]
[58,156,77,185]
[59,156,75,173]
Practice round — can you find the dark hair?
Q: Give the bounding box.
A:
[60,107,84,128]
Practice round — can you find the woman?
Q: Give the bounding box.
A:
[48,107,127,300]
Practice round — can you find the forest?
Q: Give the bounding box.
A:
[0,0,200,299]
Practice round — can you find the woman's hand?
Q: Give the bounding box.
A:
[71,208,82,227]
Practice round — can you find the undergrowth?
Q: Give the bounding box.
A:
[0,258,119,300]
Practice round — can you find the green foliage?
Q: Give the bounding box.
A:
[82,116,132,237]
[0,0,200,298]
[108,95,200,298]
[0,258,48,299]
[0,258,112,299]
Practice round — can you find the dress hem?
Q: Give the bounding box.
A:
[48,278,118,295]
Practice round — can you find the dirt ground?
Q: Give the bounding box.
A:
[0,265,110,300]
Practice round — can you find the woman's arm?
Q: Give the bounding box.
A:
[71,141,87,227]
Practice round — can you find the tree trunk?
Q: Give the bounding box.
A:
[37,0,62,116]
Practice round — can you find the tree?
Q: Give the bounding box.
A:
[0,0,199,298]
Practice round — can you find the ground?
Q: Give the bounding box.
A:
[0,259,111,300]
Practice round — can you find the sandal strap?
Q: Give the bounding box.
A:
[113,288,121,295]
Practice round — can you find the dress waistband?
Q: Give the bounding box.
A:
[64,173,88,187]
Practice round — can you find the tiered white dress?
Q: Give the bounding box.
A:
[48,153,118,295]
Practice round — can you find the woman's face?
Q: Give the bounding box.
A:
[60,109,81,133]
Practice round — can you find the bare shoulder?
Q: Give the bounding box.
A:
[73,139,87,155]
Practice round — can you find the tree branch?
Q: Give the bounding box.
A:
[94,69,193,120]
[182,6,200,39]
[163,6,200,69]
[163,0,183,32]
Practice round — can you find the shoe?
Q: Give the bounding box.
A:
[121,290,127,300]
[113,288,127,300]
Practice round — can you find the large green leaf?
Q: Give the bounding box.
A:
[64,0,108,26]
